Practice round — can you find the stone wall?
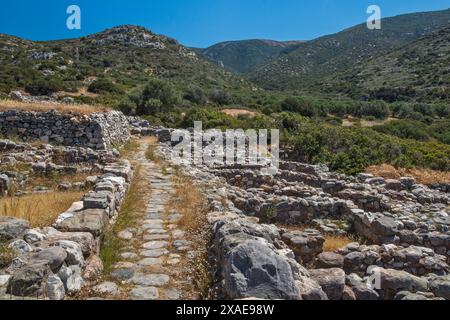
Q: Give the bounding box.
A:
[0,161,133,299]
[0,110,130,150]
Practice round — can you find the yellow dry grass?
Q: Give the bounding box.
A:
[0,191,84,228]
[168,170,211,299]
[323,235,355,252]
[221,108,257,118]
[0,99,110,115]
[342,116,396,128]
[366,164,450,185]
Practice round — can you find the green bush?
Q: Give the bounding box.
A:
[88,78,123,94]
[25,79,62,95]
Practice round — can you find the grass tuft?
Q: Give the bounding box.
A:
[0,191,84,228]
[323,234,355,252]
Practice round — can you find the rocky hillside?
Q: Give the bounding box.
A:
[248,9,450,92]
[324,26,450,102]
[0,25,253,99]
[196,39,304,74]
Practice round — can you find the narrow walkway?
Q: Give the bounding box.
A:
[106,142,190,300]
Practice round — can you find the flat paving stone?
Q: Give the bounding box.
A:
[138,258,163,266]
[146,229,167,235]
[144,234,170,241]
[140,249,169,258]
[130,274,170,287]
[120,252,139,260]
[130,287,159,300]
[93,282,120,296]
[110,268,135,281]
[142,241,169,250]
[163,288,182,300]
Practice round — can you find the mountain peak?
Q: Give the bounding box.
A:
[88,25,178,48]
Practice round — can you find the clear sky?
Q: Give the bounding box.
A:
[1,0,449,47]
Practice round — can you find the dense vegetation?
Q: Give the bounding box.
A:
[248,9,450,102]
[196,39,303,74]
[0,14,449,176]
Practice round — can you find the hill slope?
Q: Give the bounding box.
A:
[196,39,304,74]
[248,9,450,93]
[0,25,254,99]
[325,26,450,102]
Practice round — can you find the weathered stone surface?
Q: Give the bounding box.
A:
[428,275,450,300]
[310,268,346,300]
[93,282,120,296]
[30,247,67,272]
[47,275,65,300]
[223,241,300,300]
[130,286,159,300]
[7,262,51,296]
[8,239,32,254]
[316,252,345,269]
[0,110,131,150]
[130,274,170,287]
[51,240,85,268]
[83,255,104,281]
[54,209,108,237]
[0,217,29,241]
[282,229,324,263]
[377,268,428,298]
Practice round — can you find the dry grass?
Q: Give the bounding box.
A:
[323,235,355,252]
[366,164,450,184]
[0,99,110,115]
[25,171,95,191]
[168,170,212,299]
[101,165,148,274]
[0,243,16,268]
[144,136,161,163]
[221,108,257,118]
[0,191,84,228]
[342,116,396,128]
[116,139,140,159]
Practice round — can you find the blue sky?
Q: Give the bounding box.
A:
[1,0,449,47]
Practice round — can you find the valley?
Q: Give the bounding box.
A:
[0,5,449,302]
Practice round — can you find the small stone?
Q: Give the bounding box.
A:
[138,258,162,266]
[142,241,168,250]
[140,249,169,258]
[130,274,170,287]
[120,252,138,260]
[93,282,120,296]
[8,239,32,254]
[118,230,133,240]
[83,255,104,281]
[47,275,65,300]
[110,268,135,281]
[0,275,11,287]
[130,286,159,300]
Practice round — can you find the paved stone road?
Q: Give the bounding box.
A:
[94,142,189,300]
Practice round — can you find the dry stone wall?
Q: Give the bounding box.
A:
[0,110,130,150]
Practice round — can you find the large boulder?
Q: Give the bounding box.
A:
[30,247,67,272]
[310,268,346,300]
[7,262,51,296]
[428,275,450,300]
[54,209,108,237]
[222,240,300,300]
[316,252,345,269]
[0,217,30,241]
[377,268,428,298]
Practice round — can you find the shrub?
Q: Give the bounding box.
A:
[280,97,317,117]
[25,79,61,96]
[183,87,206,105]
[209,89,232,105]
[88,78,123,94]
